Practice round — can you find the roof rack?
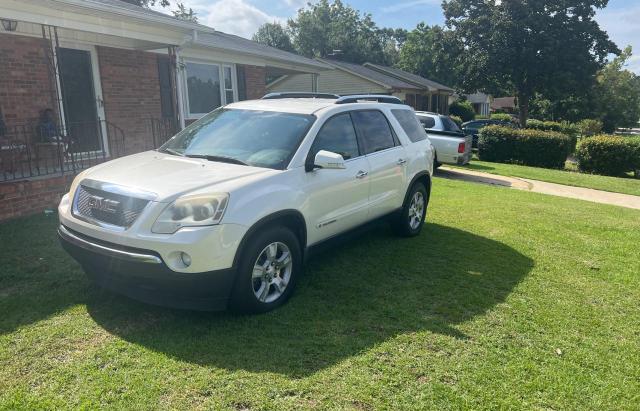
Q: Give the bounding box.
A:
[262,92,340,100]
[335,95,404,105]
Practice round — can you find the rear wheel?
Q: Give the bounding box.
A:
[229,226,301,313]
[394,182,428,237]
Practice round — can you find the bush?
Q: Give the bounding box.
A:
[478,125,571,169]
[490,113,512,122]
[576,135,640,176]
[450,115,463,128]
[449,101,476,122]
[577,119,603,137]
[526,119,578,153]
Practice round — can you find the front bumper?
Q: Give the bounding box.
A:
[58,225,236,311]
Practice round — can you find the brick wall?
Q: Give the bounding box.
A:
[97,46,162,154]
[0,33,56,128]
[0,175,74,221]
[243,65,266,100]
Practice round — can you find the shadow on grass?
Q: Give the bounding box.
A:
[0,215,532,377]
[85,222,533,377]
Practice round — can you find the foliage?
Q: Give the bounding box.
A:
[577,119,603,137]
[490,113,512,122]
[172,3,197,22]
[449,101,475,122]
[576,135,640,176]
[286,0,403,65]
[526,120,578,152]
[396,23,461,89]
[252,23,295,53]
[450,115,463,127]
[592,46,640,132]
[442,0,620,125]
[478,125,571,169]
[454,160,640,196]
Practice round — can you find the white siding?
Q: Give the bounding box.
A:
[269,70,388,94]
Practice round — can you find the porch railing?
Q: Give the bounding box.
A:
[149,117,179,149]
[0,120,125,182]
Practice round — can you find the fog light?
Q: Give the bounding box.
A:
[180,252,192,267]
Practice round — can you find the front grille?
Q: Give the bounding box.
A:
[74,185,150,228]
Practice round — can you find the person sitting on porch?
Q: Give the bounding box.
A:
[38,108,70,157]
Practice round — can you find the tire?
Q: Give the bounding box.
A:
[394,182,428,237]
[433,155,441,170]
[229,226,302,314]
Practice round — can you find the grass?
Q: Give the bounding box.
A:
[1,178,640,409]
[451,159,640,196]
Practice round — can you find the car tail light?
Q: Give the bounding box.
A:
[458,142,466,153]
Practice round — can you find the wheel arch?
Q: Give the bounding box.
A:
[232,209,308,268]
[402,171,432,208]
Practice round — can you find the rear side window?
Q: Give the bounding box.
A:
[442,117,462,132]
[310,113,360,160]
[392,109,428,143]
[351,111,396,154]
[418,116,436,129]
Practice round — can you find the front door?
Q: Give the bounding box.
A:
[58,47,101,152]
[304,112,370,245]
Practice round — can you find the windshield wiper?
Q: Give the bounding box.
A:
[185,154,249,166]
[159,148,185,157]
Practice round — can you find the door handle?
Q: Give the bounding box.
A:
[355,170,368,179]
[397,158,407,165]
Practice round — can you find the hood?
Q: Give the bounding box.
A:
[81,151,273,202]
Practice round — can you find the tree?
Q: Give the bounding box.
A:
[593,46,640,132]
[397,23,461,90]
[442,0,620,126]
[252,23,295,53]
[172,3,197,23]
[287,0,401,65]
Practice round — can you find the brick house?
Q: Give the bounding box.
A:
[0,0,328,221]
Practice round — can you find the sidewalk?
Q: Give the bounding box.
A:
[437,166,640,210]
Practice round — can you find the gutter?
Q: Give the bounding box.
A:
[49,0,214,33]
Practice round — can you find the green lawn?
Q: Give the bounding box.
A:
[1,179,639,409]
[451,160,640,196]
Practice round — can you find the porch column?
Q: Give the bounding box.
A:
[174,47,186,130]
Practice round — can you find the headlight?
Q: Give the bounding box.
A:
[152,193,229,234]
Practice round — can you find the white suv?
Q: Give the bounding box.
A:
[58,94,434,313]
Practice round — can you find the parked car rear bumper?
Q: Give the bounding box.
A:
[58,225,236,311]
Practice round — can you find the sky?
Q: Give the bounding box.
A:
[153,0,640,73]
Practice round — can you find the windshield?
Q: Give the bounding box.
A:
[160,108,316,169]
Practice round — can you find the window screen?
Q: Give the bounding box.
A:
[310,113,360,160]
[351,111,395,154]
[392,109,428,142]
[185,62,221,115]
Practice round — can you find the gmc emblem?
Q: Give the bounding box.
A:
[87,195,120,214]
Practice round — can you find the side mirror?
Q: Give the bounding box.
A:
[307,150,346,171]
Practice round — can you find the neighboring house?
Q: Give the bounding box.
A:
[268,58,454,114]
[0,0,328,220]
[491,97,517,113]
[466,92,492,117]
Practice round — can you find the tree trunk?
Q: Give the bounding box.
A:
[518,94,529,127]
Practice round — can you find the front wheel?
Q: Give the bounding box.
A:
[393,182,428,237]
[229,226,302,313]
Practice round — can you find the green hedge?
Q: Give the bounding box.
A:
[575,135,640,176]
[478,125,571,168]
[526,119,578,152]
[490,113,512,122]
[449,101,476,122]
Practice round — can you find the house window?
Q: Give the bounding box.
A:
[184,61,237,118]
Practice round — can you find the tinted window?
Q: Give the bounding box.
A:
[418,116,436,129]
[392,109,428,143]
[161,108,315,169]
[442,116,462,132]
[310,113,360,160]
[351,111,396,154]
